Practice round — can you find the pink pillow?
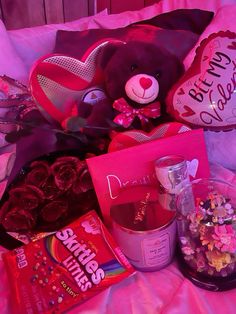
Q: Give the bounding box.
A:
[0,21,28,84]
[94,3,166,29]
[153,0,236,15]
[95,0,232,30]
[8,9,108,73]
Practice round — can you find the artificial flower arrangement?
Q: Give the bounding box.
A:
[178,181,236,278]
[0,155,98,233]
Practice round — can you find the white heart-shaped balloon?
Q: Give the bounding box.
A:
[167,31,236,131]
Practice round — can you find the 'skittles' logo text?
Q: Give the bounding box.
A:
[56,228,105,292]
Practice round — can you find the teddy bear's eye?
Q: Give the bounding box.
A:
[155,71,161,79]
[131,64,138,72]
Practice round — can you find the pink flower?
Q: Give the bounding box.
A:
[212,224,236,253]
[181,246,194,256]
[180,237,188,245]
[196,254,206,271]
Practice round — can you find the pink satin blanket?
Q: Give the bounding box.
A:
[1,247,236,314]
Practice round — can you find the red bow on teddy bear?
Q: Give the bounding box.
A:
[113,97,161,128]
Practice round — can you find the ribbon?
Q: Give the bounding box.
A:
[113,98,161,128]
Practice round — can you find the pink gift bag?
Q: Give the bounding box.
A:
[87,129,210,224]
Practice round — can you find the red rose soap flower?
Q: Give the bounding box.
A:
[51,156,79,190]
[0,153,99,233]
[26,160,51,187]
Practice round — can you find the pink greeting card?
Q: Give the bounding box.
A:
[87,129,210,224]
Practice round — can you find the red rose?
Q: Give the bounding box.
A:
[26,160,50,187]
[41,176,61,200]
[1,203,36,231]
[72,166,93,194]
[0,153,99,234]
[9,184,44,211]
[51,156,79,191]
[40,199,68,223]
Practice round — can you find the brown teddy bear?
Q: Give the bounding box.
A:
[78,40,184,137]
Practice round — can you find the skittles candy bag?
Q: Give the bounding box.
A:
[3,210,135,313]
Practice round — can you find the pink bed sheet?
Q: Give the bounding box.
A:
[1,245,236,314]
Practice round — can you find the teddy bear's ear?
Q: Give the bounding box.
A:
[97,40,126,69]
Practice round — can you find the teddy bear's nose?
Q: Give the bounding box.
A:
[139,77,152,90]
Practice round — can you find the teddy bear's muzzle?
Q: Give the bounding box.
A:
[125,74,159,105]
